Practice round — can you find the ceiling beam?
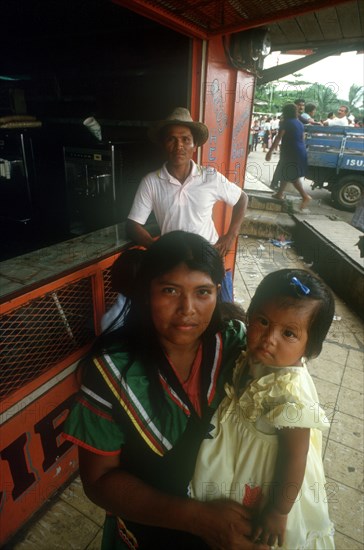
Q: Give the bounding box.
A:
[257,46,353,84]
[273,37,364,52]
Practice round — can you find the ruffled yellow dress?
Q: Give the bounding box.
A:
[190,355,335,549]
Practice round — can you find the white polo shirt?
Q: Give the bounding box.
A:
[127,161,242,244]
[327,117,349,126]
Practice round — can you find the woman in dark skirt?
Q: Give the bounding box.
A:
[265,103,312,211]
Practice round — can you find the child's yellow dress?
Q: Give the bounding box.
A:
[189,355,335,549]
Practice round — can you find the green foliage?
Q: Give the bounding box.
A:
[255,80,364,121]
[348,84,364,117]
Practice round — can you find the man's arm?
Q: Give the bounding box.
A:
[214,191,248,256]
[125,219,156,249]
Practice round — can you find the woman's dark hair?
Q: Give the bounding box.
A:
[247,269,335,358]
[282,103,298,120]
[110,247,145,296]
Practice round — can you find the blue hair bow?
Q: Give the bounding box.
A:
[290,276,310,296]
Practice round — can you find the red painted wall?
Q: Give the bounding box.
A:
[202,36,255,273]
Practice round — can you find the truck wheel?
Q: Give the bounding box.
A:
[331,175,364,211]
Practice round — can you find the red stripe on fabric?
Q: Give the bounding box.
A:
[97,355,123,393]
[119,393,165,455]
[62,433,122,456]
[78,395,114,421]
[97,356,165,455]
[159,374,190,416]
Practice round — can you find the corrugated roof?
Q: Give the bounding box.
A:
[113,0,364,51]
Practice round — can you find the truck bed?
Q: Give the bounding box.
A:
[305,126,364,172]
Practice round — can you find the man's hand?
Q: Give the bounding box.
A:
[214,234,236,257]
[125,219,156,249]
[215,191,248,257]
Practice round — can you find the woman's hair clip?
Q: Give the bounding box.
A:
[290,276,311,296]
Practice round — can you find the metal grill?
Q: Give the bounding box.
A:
[103,267,119,311]
[0,277,95,399]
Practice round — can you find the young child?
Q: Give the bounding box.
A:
[190,268,336,549]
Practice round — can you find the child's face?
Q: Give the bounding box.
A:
[247,298,317,367]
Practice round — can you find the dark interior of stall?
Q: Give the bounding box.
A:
[0,0,191,260]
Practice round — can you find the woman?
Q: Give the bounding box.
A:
[262,117,272,153]
[63,231,268,550]
[266,103,312,210]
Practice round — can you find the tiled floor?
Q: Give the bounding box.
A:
[8,236,364,550]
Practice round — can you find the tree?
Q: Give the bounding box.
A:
[254,80,339,117]
[349,84,364,108]
[348,84,364,118]
[302,83,338,120]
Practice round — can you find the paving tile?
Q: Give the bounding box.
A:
[342,365,364,393]
[326,476,364,545]
[60,476,105,527]
[85,529,103,550]
[337,386,364,420]
[329,411,364,453]
[347,349,364,373]
[311,377,340,416]
[12,499,100,550]
[309,351,346,386]
[341,331,364,349]
[318,340,349,367]
[328,318,363,348]
[324,440,364,491]
[334,530,364,550]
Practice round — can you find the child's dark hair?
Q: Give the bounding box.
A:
[247,269,335,358]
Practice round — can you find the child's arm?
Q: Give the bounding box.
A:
[254,427,310,547]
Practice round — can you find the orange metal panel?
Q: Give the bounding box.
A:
[0,372,79,545]
[202,36,255,273]
[189,38,204,122]
[0,251,124,545]
[0,254,120,315]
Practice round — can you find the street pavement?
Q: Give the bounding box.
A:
[244,149,354,223]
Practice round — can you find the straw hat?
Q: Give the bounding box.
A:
[148,107,209,146]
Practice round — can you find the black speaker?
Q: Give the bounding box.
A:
[226,28,271,73]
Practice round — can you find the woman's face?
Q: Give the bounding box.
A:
[150,262,219,350]
[247,298,316,367]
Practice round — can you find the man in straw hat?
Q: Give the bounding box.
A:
[126,107,248,301]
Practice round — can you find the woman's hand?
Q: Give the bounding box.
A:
[192,499,270,550]
[79,450,267,548]
[253,505,288,548]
